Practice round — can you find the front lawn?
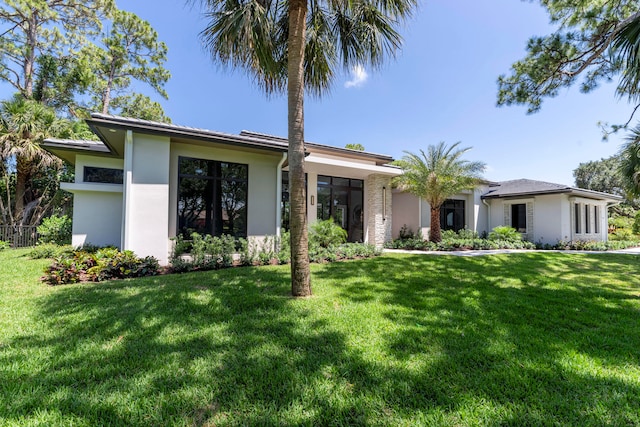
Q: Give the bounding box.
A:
[1,248,639,426]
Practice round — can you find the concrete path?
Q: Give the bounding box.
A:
[383,247,640,257]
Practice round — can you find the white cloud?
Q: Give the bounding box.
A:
[344,64,368,88]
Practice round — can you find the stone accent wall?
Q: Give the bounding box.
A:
[366,174,393,247]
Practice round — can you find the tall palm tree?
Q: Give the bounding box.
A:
[0,96,64,224]
[393,142,486,243]
[194,0,416,296]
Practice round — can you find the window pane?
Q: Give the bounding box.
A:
[350,179,363,188]
[179,157,211,177]
[317,187,331,220]
[585,205,590,234]
[511,204,526,233]
[220,162,248,180]
[594,206,599,234]
[574,203,581,234]
[317,175,331,186]
[333,177,350,187]
[178,177,213,236]
[219,179,247,237]
[84,166,123,184]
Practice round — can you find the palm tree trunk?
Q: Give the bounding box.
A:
[14,156,29,224]
[430,206,442,243]
[287,0,311,297]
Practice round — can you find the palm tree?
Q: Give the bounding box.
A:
[393,142,486,243]
[619,125,640,197]
[194,0,416,296]
[0,96,64,224]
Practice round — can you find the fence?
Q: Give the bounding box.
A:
[0,225,39,247]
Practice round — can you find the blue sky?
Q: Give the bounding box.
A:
[6,0,637,185]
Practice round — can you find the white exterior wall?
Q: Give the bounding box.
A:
[64,155,125,248]
[70,191,122,248]
[169,142,282,243]
[487,194,610,244]
[391,190,420,238]
[124,133,171,264]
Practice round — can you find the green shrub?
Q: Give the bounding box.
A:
[28,243,74,259]
[170,233,237,272]
[310,220,347,248]
[37,215,72,244]
[398,224,415,240]
[0,240,9,250]
[276,231,291,264]
[488,226,522,242]
[43,257,83,285]
[42,248,159,284]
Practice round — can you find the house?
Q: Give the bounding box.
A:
[43,113,399,264]
[392,179,623,244]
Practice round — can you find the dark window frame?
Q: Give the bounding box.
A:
[177,156,248,239]
[316,175,364,243]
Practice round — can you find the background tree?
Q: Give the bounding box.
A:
[82,9,170,116]
[195,0,416,296]
[345,143,365,151]
[573,155,626,197]
[393,142,486,243]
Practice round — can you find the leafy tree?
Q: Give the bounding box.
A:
[497,2,640,124]
[110,93,171,123]
[573,155,626,197]
[0,0,115,103]
[82,9,170,115]
[393,142,486,243]
[195,0,416,296]
[345,143,365,151]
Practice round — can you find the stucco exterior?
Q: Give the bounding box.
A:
[46,114,400,265]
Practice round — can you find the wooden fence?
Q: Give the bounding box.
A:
[0,225,39,247]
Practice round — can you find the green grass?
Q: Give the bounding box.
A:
[1,248,639,426]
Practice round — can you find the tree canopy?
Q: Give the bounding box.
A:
[573,155,626,197]
[497,1,640,128]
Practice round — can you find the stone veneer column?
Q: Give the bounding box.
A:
[366,174,393,247]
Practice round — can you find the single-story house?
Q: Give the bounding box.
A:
[43,114,623,264]
[43,113,399,264]
[393,179,623,245]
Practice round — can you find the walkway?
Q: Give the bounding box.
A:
[383,247,640,257]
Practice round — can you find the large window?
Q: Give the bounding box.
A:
[316,175,363,242]
[177,157,248,238]
[511,204,526,233]
[440,199,465,232]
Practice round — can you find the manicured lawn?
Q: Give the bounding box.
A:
[1,248,639,426]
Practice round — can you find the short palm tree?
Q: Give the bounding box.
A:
[194,0,416,296]
[393,142,486,243]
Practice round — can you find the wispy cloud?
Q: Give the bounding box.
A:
[344,65,368,88]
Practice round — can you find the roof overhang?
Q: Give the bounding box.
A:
[482,188,623,202]
[304,153,401,179]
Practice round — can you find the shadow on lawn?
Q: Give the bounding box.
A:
[320,253,640,425]
[2,253,639,425]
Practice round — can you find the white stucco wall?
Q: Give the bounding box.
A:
[65,155,125,248]
[70,190,122,248]
[391,191,420,239]
[168,142,282,243]
[124,133,171,264]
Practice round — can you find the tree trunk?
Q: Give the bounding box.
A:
[430,206,442,243]
[13,156,30,224]
[24,10,38,98]
[287,0,311,297]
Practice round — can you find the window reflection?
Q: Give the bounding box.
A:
[178,157,248,238]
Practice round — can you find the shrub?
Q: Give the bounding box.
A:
[398,224,415,240]
[42,248,159,284]
[170,233,237,272]
[0,240,10,250]
[276,231,291,264]
[310,220,347,248]
[488,226,522,242]
[28,243,74,259]
[43,257,83,285]
[37,215,72,245]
